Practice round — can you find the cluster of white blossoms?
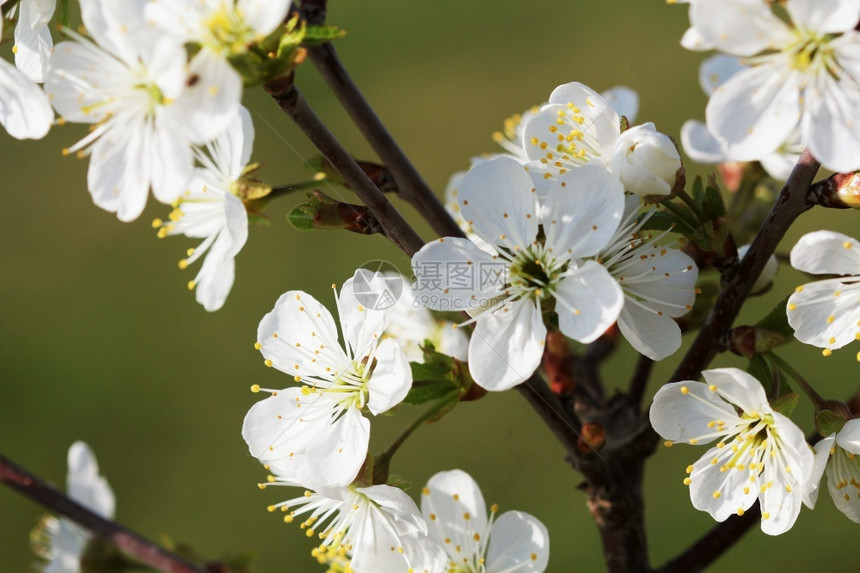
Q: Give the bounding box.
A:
[676,0,860,173]
[34,442,115,573]
[417,81,698,390]
[241,270,548,571]
[1,0,293,310]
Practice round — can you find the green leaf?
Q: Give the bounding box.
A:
[702,174,726,219]
[769,392,799,417]
[303,25,348,46]
[816,409,847,437]
[756,294,794,338]
[747,354,773,388]
[286,204,315,231]
[403,381,457,406]
[410,358,452,384]
[639,211,690,233]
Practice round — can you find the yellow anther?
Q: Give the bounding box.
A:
[178,259,188,270]
[680,386,689,394]
[823,348,832,357]
[187,280,196,290]
[250,384,260,393]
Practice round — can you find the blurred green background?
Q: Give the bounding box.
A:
[2,1,858,571]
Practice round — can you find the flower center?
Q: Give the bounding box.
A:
[787,29,836,75]
[508,245,562,301]
[203,4,254,54]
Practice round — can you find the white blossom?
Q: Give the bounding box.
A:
[145,0,288,96]
[681,54,802,180]
[37,442,115,573]
[44,0,240,221]
[412,156,625,391]
[153,106,252,311]
[611,122,681,199]
[242,272,412,488]
[598,200,698,360]
[691,0,860,172]
[0,56,53,139]
[787,230,860,357]
[650,368,815,535]
[261,480,446,573]
[421,469,549,572]
[812,418,860,523]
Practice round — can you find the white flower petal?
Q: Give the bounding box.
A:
[787,279,860,349]
[699,54,744,96]
[411,237,503,311]
[239,0,291,37]
[786,0,860,34]
[13,0,54,83]
[86,120,151,222]
[807,435,834,509]
[422,469,489,549]
[256,290,345,378]
[458,156,539,252]
[366,338,411,415]
[790,230,860,275]
[701,368,770,414]
[338,271,388,358]
[542,165,624,258]
[690,0,793,56]
[67,441,114,519]
[468,299,546,391]
[680,26,713,51]
[706,63,802,161]
[835,418,860,454]
[485,510,550,573]
[601,85,639,123]
[649,382,739,443]
[171,48,242,143]
[0,57,52,139]
[688,446,758,522]
[617,302,683,361]
[555,261,623,344]
[803,71,860,172]
[680,120,728,164]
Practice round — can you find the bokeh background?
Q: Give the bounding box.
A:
[2,1,859,571]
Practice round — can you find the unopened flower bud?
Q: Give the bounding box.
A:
[737,244,778,294]
[611,122,682,200]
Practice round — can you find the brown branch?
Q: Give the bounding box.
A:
[0,452,206,573]
[671,150,820,383]
[654,507,760,573]
[628,354,654,412]
[299,2,465,240]
[263,76,426,256]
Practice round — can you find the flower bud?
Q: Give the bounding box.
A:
[737,244,778,294]
[611,122,682,200]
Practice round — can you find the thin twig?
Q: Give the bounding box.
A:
[654,506,760,573]
[628,354,654,411]
[0,452,206,573]
[300,2,466,239]
[264,76,426,256]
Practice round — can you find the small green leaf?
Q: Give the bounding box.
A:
[756,295,794,338]
[303,25,348,46]
[286,203,316,231]
[702,174,726,219]
[816,409,847,437]
[747,354,772,388]
[639,211,690,233]
[403,382,457,406]
[769,392,799,417]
